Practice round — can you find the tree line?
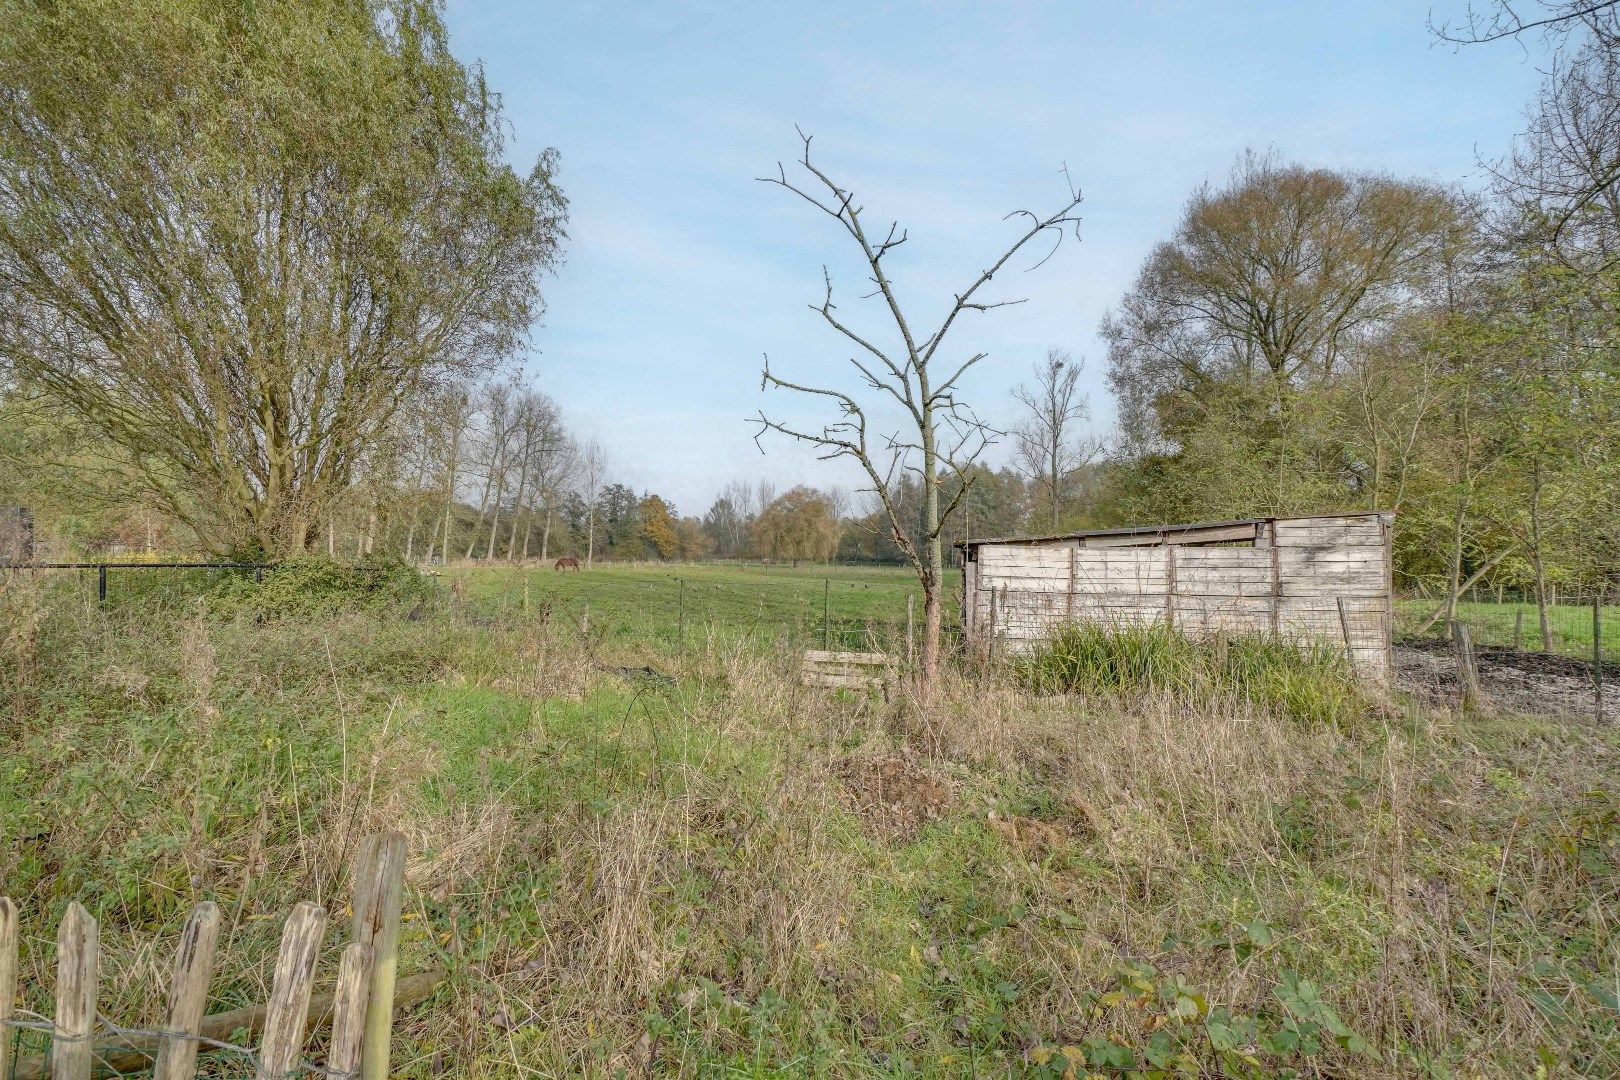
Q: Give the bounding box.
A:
[1089,18,1620,617]
[3,0,1617,642]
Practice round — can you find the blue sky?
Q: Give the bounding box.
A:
[443,1,1551,517]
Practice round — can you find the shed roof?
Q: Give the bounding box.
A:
[955,510,1392,550]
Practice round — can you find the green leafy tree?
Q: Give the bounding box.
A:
[0,0,566,556]
[751,487,840,566]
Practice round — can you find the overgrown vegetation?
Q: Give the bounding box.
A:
[1020,622,1370,728]
[206,556,440,619]
[2,570,1615,1078]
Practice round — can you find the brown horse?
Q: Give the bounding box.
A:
[554,557,581,572]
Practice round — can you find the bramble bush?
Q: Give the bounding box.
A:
[207,555,439,618]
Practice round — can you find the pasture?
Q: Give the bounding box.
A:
[2,562,1618,1078]
[1396,596,1620,662]
[454,561,962,649]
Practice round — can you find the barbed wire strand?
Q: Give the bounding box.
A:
[0,1009,355,1080]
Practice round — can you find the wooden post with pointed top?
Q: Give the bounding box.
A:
[53,902,98,1080]
[153,902,222,1080]
[256,901,326,1080]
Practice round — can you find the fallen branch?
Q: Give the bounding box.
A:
[1414,547,1517,636]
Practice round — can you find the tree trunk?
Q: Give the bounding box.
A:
[541,508,552,562]
[918,404,943,691]
[1530,463,1553,653]
[586,509,596,568]
[1048,441,1060,531]
[1443,493,1466,628]
[441,411,463,566]
[484,470,504,560]
[505,452,530,561]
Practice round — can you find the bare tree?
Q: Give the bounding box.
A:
[463,381,516,560]
[1493,39,1620,277]
[1012,349,1097,530]
[574,438,607,568]
[525,436,576,562]
[753,131,1082,690]
[1433,0,1620,46]
[502,390,565,560]
[506,395,568,561]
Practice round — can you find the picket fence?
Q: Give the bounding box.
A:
[0,834,421,1080]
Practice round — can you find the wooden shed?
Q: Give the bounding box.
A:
[959,512,1395,682]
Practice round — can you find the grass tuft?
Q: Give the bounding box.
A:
[1020,621,1370,726]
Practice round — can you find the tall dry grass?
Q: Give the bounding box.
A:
[1,583,1614,1077]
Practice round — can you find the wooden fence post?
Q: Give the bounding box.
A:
[1595,593,1605,724]
[328,943,375,1079]
[153,901,221,1080]
[906,593,915,669]
[256,902,326,1080]
[53,902,98,1080]
[1450,620,1483,711]
[351,833,406,1080]
[0,897,17,1080]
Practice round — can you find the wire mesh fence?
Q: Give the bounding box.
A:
[0,561,971,663]
[1395,585,1617,664]
[0,563,269,611]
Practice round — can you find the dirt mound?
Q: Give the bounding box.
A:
[833,752,954,838]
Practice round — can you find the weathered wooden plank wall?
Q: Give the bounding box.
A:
[965,513,1393,682]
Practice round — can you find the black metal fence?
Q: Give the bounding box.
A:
[0,561,271,605]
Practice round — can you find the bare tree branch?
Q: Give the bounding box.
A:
[751,130,1082,687]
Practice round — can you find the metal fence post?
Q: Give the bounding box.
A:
[97,564,107,606]
[823,578,830,650]
[677,577,685,643]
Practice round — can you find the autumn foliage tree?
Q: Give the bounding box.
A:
[639,494,680,559]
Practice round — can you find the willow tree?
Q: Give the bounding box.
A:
[0,0,566,555]
[1102,153,1459,517]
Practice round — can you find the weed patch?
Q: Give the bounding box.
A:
[1021,622,1371,726]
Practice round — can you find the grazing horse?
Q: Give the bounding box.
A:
[554,557,581,572]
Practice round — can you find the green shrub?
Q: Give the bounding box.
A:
[206,555,439,618]
[1020,621,1368,726]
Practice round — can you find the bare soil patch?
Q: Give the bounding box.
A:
[1396,638,1617,721]
[833,752,955,838]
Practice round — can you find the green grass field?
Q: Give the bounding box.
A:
[4,562,1619,1077]
[455,561,962,650]
[1396,597,1620,662]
